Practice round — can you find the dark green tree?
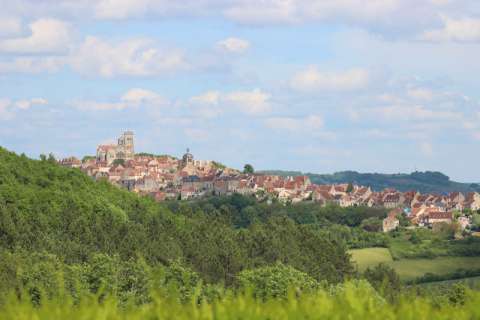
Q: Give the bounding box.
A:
[112,159,126,166]
[346,183,354,193]
[364,263,401,302]
[243,164,254,174]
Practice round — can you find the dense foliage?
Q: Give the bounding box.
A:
[2,147,480,318]
[0,147,353,297]
[389,229,480,259]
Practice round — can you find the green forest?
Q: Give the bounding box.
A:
[1,147,480,319]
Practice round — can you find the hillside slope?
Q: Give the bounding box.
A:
[0,147,352,285]
[260,170,480,194]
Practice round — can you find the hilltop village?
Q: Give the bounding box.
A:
[60,132,480,232]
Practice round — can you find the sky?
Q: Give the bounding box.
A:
[0,0,480,182]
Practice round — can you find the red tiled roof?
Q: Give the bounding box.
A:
[428,212,453,220]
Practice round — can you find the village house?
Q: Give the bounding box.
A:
[422,211,453,227]
[383,209,401,232]
[67,131,478,210]
[59,157,82,168]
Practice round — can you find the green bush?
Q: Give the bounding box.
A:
[237,263,318,299]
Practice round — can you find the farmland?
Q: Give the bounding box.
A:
[350,248,480,281]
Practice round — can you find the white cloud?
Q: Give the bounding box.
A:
[69,36,187,77]
[374,104,460,122]
[224,89,271,115]
[216,37,250,53]
[189,89,272,116]
[74,88,168,111]
[224,0,297,25]
[121,88,165,105]
[190,91,220,105]
[0,97,48,120]
[291,66,369,92]
[3,0,479,40]
[225,0,403,26]
[0,19,71,53]
[0,17,22,37]
[95,0,150,19]
[189,91,222,118]
[407,88,434,101]
[15,98,48,110]
[421,16,480,42]
[0,57,65,74]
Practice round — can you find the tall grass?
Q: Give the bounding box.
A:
[1,281,479,320]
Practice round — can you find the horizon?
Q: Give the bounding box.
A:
[3,142,478,185]
[1,1,480,182]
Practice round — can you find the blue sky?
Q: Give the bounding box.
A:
[1,0,480,182]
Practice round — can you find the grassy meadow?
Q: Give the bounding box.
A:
[419,276,480,289]
[350,248,393,272]
[350,248,480,281]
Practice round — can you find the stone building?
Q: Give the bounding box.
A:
[182,148,194,167]
[96,131,135,164]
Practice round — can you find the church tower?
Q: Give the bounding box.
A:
[182,148,194,167]
[116,131,135,160]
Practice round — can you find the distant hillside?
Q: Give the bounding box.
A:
[259,170,480,194]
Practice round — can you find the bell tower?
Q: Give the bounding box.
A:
[123,131,134,160]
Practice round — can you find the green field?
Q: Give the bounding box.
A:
[419,276,480,289]
[350,248,480,281]
[350,248,393,272]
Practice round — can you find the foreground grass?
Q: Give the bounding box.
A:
[350,248,480,281]
[1,282,480,320]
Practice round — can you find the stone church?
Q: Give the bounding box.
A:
[96,131,135,164]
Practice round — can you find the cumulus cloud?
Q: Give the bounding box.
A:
[3,0,480,40]
[69,36,187,77]
[421,16,480,42]
[94,0,150,19]
[216,37,250,53]
[0,56,65,74]
[15,98,48,110]
[264,115,337,141]
[189,89,272,116]
[190,91,220,106]
[374,104,460,122]
[189,91,223,118]
[224,89,271,115]
[224,0,401,26]
[291,66,369,92]
[74,88,168,111]
[0,19,71,53]
[0,17,22,37]
[0,97,48,120]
